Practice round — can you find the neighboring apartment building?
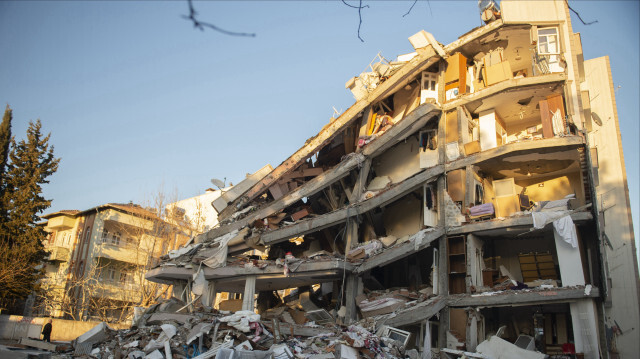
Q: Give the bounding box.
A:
[146,1,639,357]
[165,188,225,236]
[38,203,185,323]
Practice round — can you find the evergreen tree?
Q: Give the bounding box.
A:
[0,106,12,226]
[0,119,59,310]
[0,105,11,180]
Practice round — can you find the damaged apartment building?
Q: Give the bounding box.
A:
[146,1,639,358]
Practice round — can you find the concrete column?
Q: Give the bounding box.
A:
[172,281,187,301]
[344,219,358,252]
[569,299,600,359]
[438,306,450,351]
[344,274,362,324]
[242,276,256,311]
[554,224,585,286]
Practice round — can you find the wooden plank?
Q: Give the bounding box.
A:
[262,165,445,245]
[540,99,553,138]
[442,73,566,112]
[291,207,310,221]
[219,47,440,219]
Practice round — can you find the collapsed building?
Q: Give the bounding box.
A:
[145,1,639,358]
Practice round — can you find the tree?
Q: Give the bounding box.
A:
[0,106,12,224]
[0,105,11,182]
[0,119,59,312]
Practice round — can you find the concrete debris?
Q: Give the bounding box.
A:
[48,295,451,359]
[476,336,545,359]
[18,337,59,352]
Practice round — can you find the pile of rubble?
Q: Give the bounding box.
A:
[53,297,427,359]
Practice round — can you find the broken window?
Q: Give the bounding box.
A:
[537,27,562,73]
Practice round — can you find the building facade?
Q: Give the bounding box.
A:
[146,1,639,357]
[165,188,225,236]
[39,203,184,323]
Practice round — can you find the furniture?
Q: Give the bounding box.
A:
[519,252,558,282]
[448,236,467,294]
[444,52,468,101]
[479,110,507,151]
[493,178,519,218]
[447,169,466,203]
[519,188,534,211]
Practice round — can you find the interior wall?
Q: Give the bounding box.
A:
[382,194,422,239]
[450,308,468,339]
[467,234,485,287]
[505,117,543,138]
[374,135,420,183]
[492,236,557,282]
[516,173,583,204]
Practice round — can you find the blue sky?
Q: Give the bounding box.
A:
[1,1,638,253]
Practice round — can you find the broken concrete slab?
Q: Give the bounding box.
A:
[17,338,58,352]
[147,312,196,325]
[75,322,110,346]
[0,345,52,359]
[476,336,545,359]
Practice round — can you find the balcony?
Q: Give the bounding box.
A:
[47,246,70,262]
[94,281,141,302]
[94,242,149,266]
[47,215,75,230]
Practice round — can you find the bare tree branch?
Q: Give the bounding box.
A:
[403,0,419,17]
[565,0,597,25]
[341,0,369,42]
[183,0,256,37]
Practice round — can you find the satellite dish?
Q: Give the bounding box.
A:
[210,178,226,189]
[591,112,603,126]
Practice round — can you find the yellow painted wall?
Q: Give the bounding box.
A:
[382,194,422,239]
[374,135,421,184]
[515,173,583,204]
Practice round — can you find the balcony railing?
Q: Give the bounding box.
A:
[47,246,70,262]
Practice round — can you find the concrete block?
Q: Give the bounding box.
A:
[75,322,109,345]
[147,313,195,325]
[476,336,544,359]
[18,338,57,352]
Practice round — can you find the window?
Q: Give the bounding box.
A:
[538,28,559,56]
[102,229,109,243]
[119,271,130,283]
[105,267,116,282]
[537,27,563,73]
[112,232,121,246]
[420,130,438,151]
